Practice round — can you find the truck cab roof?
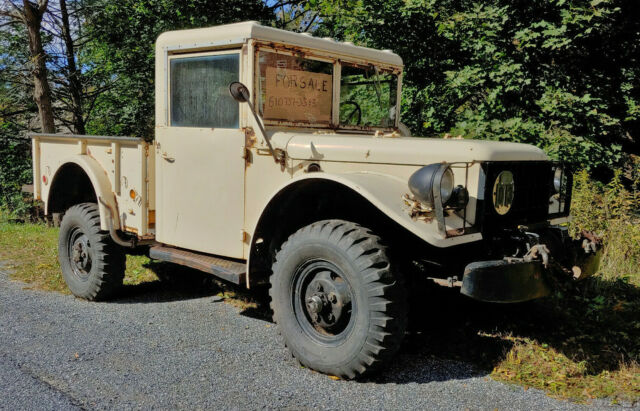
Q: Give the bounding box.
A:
[155,21,403,67]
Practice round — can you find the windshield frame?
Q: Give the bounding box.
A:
[253,41,402,132]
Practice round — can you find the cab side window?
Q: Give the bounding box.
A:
[170,53,239,128]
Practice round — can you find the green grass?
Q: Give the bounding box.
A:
[487,273,640,403]
[0,222,66,292]
[0,218,260,310]
[0,220,638,404]
[484,169,637,404]
[485,190,640,405]
[0,222,159,291]
[492,336,639,403]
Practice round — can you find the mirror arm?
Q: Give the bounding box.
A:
[244,99,279,163]
[229,81,279,164]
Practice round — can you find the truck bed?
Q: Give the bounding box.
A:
[31,133,155,238]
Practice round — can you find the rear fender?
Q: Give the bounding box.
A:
[47,155,119,231]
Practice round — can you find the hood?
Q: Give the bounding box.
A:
[277,133,548,165]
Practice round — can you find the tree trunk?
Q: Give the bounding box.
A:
[23,0,55,133]
[59,0,85,134]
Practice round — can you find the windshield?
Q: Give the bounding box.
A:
[257,50,333,124]
[340,63,397,128]
[256,46,399,129]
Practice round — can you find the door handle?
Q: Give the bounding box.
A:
[161,152,175,163]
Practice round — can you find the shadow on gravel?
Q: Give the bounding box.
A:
[375,277,640,385]
[112,261,272,317]
[113,262,231,303]
[107,259,640,387]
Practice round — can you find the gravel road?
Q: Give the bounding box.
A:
[0,264,610,410]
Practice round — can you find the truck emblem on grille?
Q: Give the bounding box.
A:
[492,170,514,215]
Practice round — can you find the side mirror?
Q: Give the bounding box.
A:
[228,81,278,163]
[229,81,250,103]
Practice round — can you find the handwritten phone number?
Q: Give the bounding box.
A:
[268,96,318,108]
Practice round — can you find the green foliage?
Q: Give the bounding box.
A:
[570,165,640,282]
[2,0,640,210]
[0,25,36,216]
[316,0,640,175]
[0,101,32,217]
[339,68,396,127]
[0,130,32,217]
[83,0,271,139]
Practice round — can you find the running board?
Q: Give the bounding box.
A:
[149,245,246,285]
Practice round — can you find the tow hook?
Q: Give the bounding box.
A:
[571,230,603,280]
[523,244,551,268]
[428,276,463,288]
[581,230,601,254]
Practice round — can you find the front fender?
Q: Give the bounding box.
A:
[254,172,482,248]
[47,155,119,231]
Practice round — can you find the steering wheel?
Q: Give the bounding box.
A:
[341,100,362,125]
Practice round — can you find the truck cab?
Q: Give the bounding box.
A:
[31,21,601,379]
[152,21,406,260]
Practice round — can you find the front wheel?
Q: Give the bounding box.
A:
[270,220,407,379]
[58,203,125,300]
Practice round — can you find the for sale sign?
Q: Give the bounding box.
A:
[263,66,332,124]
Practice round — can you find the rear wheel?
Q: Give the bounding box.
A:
[58,203,125,300]
[270,220,407,378]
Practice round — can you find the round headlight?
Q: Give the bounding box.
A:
[553,166,565,193]
[440,167,454,204]
[408,164,455,207]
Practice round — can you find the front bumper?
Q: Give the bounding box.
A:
[461,260,550,303]
[459,234,603,303]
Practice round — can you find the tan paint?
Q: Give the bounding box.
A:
[31,137,41,200]
[35,22,562,279]
[31,134,151,236]
[285,133,548,164]
[155,126,246,258]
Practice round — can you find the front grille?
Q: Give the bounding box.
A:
[476,161,553,233]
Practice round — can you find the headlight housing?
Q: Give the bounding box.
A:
[408,164,456,208]
[553,166,566,193]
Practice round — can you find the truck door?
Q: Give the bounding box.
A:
[156,50,245,259]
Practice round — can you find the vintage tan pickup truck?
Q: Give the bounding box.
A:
[31,21,600,378]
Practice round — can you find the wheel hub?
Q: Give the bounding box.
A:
[303,269,352,332]
[70,234,91,274]
[306,295,324,314]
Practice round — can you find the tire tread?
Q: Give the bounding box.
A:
[58,202,125,301]
[269,219,407,379]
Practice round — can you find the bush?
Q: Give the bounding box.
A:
[317,0,640,177]
[570,164,640,284]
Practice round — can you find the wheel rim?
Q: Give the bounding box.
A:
[67,227,93,281]
[292,259,356,345]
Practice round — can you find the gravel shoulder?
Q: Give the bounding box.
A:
[0,264,601,410]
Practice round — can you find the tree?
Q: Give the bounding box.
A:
[82,0,271,138]
[1,0,55,133]
[54,0,85,133]
[269,0,318,32]
[314,0,640,177]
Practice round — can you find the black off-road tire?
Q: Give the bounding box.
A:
[58,203,125,300]
[270,220,408,379]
